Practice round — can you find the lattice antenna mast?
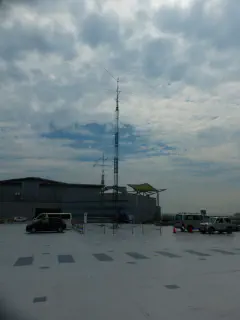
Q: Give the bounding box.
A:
[104,68,121,220]
[114,78,120,199]
[93,152,109,187]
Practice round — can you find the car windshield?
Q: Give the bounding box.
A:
[210,217,217,223]
[32,219,40,223]
[175,214,182,220]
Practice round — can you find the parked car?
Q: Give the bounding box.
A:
[14,216,28,222]
[116,212,133,224]
[200,217,233,234]
[174,213,210,232]
[26,217,66,233]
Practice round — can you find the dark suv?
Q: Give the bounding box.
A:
[26,217,66,233]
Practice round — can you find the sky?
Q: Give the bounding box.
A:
[0,0,240,213]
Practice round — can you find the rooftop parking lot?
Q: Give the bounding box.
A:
[1,224,240,320]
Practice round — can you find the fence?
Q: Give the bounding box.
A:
[72,222,162,236]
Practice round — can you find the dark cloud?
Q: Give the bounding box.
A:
[81,12,120,48]
[33,81,83,104]
[172,157,227,177]
[196,127,231,147]
[30,68,44,79]
[0,22,77,61]
[146,0,240,86]
[0,0,52,9]
[141,37,175,78]
[0,0,78,62]
[167,62,188,82]
[1,0,38,4]
[0,0,240,209]
[0,62,29,83]
[154,0,240,51]
[108,48,140,74]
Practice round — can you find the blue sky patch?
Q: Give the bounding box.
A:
[41,122,177,161]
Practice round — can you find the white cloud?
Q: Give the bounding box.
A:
[1,0,240,213]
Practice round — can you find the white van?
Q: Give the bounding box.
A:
[34,213,72,229]
[174,213,209,232]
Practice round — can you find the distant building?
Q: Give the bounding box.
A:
[0,177,163,223]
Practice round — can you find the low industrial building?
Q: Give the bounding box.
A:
[0,177,165,223]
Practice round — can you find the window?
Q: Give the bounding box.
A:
[62,214,71,220]
[37,214,46,220]
[175,214,182,221]
[185,215,193,220]
[193,215,201,220]
[224,218,231,223]
[49,213,61,218]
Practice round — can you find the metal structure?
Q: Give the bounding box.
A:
[128,183,167,221]
[104,68,121,221]
[93,153,109,193]
[114,78,120,217]
[128,183,167,201]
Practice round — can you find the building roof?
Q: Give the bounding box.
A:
[102,186,127,194]
[0,177,102,188]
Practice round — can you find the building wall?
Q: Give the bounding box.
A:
[0,202,56,219]
[37,185,102,203]
[101,193,157,223]
[0,179,158,222]
[125,193,157,222]
[61,186,100,202]
[0,180,103,219]
[38,185,61,202]
[0,183,22,202]
[22,180,39,201]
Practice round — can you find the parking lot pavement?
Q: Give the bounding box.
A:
[1,224,240,320]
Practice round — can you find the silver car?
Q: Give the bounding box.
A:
[200,217,233,234]
[13,216,28,222]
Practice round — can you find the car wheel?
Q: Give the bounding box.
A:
[208,227,214,234]
[31,228,36,233]
[57,227,63,233]
[227,228,232,234]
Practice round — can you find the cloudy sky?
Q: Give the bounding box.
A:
[0,0,240,213]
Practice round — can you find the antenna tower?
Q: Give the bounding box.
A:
[93,152,108,192]
[103,68,121,221]
[114,78,120,217]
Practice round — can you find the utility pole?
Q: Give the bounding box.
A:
[93,152,109,192]
[93,153,109,219]
[114,78,120,221]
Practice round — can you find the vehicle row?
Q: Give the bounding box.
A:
[174,213,236,234]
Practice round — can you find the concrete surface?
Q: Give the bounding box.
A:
[1,224,240,320]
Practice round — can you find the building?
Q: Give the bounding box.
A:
[0,177,165,223]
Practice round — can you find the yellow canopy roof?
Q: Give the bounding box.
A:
[128,183,162,193]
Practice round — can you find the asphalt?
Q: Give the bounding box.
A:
[1,223,240,320]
